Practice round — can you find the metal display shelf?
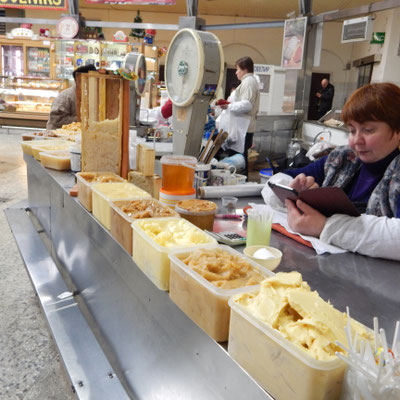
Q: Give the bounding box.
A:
[6,154,271,400]
[6,154,400,399]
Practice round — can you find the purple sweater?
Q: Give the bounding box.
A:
[285,148,400,217]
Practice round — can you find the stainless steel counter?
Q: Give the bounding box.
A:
[7,155,400,399]
[253,113,300,161]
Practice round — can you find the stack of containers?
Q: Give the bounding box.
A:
[131,217,216,291]
[91,182,151,230]
[76,172,126,212]
[168,244,273,341]
[21,138,65,157]
[110,199,179,255]
[31,140,71,161]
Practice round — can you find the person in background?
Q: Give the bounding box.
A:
[316,78,334,119]
[219,57,260,176]
[46,65,96,130]
[282,82,400,260]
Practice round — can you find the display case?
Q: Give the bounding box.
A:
[0,36,55,79]
[55,39,101,79]
[100,41,131,70]
[0,76,68,127]
[1,44,24,76]
[55,39,144,78]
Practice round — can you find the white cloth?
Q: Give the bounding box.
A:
[217,102,251,154]
[261,173,346,255]
[230,73,260,132]
[320,214,400,260]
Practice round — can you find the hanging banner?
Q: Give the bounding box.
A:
[85,0,175,4]
[0,0,68,10]
[281,17,307,70]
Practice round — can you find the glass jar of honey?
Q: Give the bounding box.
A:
[160,155,197,194]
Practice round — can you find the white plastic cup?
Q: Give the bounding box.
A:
[70,143,81,172]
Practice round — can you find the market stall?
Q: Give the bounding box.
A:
[5,151,400,399]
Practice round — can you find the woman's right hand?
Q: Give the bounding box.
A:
[290,173,319,193]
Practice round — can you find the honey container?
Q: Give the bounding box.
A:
[175,199,217,231]
[131,218,216,291]
[169,245,272,341]
[76,172,126,212]
[91,182,151,229]
[40,150,71,171]
[110,199,178,255]
[160,155,196,194]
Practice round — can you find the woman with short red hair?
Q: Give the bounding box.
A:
[282,82,400,260]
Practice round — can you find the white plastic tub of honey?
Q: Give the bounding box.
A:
[110,199,179,255]
[40,150,71,171]
[76,172,126,212]
[31,141,71,160]
[91,182,151,230]
[21,139,66,156]
[131,218,217,291]
[168,245,273,342]
[228,298,350,400]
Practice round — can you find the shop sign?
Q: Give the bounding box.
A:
[86,0,174,4]
[370,32,385,44]
[0,0,67,10]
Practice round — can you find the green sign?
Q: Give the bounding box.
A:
[371,32,385,44]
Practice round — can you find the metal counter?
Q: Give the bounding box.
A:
[253,113,300,161]
[6,155,400,399]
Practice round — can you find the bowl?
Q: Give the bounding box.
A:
[243,245,282,271]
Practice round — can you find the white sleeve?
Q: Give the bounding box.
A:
[228,99,252,114]
[320,214,400,260]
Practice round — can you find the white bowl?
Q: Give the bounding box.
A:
[243,245,282,271]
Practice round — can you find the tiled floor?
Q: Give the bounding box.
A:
[0,133,74,400]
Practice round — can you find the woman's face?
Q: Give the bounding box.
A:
[348,120,400,163]
[235,66,247,81]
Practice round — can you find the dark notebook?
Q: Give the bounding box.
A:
[268,182,361,217]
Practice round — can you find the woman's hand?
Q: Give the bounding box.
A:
[290,173,319,193]
[285,199,327,237]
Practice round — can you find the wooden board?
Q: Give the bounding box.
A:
[136,144,155,176]
[80,72,129,176]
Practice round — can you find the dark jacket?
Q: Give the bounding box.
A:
[317,83,334,116]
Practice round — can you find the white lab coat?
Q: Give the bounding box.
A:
[216,90,251,154]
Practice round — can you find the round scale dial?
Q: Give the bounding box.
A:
[123,53,146,96]
[165,29,203,107]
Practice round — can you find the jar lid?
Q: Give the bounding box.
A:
[195,163,211,171]
[160,155,197,168]
[176,199,217,215]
